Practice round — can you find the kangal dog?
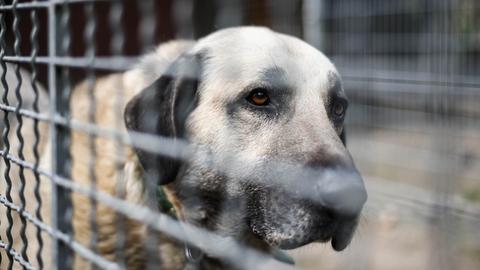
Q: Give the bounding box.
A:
[0,27,366,270]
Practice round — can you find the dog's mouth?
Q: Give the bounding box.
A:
[329,217,359,251]
[267,217,359,251]
[247,197,360,252]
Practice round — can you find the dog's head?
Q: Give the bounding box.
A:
[125,27,367,253]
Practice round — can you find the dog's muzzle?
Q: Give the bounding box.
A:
[248,166,367,252]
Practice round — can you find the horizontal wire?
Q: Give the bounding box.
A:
[2,98,479,170]
[343,75,480,90]
[2,56,137,71]
[0,102,189,159]
[0,1,48,11]
[2,137,480,223]
[0,150,292,270]
[0,239,37,270]
[2,54,480,90]
[369,187,480,223]
[0,0,122,11]
[0,0,473,18]
[0,195,122,270]
[0,82,478,214]
[3,90,478,180]
[264,0,472,20]
[0,103,50,121]
[0,107,475,221]
[350,102,480,122]
[2,149,479,269]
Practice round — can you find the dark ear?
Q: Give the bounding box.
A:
[124,53,202,185]
[340,127,347,146]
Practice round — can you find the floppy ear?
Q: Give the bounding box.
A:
[340,127,347,146]
[124,53,202,185]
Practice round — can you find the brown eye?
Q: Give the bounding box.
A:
[247,89,270,106]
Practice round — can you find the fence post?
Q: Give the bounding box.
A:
[48,1,73,269]
[302,0,326,50]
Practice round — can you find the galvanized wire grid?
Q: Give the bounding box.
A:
[0,0,479,270]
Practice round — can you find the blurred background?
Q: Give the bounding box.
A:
[1,0,480,269]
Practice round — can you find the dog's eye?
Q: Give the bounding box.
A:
[247,89,270,106]
[334,102,345,117]
[332,99,347,119]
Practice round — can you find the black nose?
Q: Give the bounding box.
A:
[316,169,367,219]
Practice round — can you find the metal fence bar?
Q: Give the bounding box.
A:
[4,141,479,269]
[0,103,190,160]
[139,0,156,52]
[302,0,325,50]
[0,0,121,11]
[0,239,37,270]
[48,1,74,269]
[2,56,137,71]
[2,145,479,227]
[109,1,127,267]
[0,0,15,267]
[342,74,480,90]
[1,124,480,269]
[0,149,293,270]
[29,1,44,267]
[84,2,99,267]
[11,0,30,265]
[0,194,121,270]
[430,1,455,269]
[138,1,163,267]
[0,0,467,16]
[174,0,194,39]
[0,1,49,11]
[4,55,480,90]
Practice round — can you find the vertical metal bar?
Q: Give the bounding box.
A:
[215,0,243,28]
[267,0,303,36]
[84,3,98,268]
[109,1,126,268]
[138,0,156,52]
[302,0,325,50]
[192,0,216,38]
[429,1,455,269]
[138,1,162,268]
[49,1,74,269]
[29,1,44,268]
[12,0,30,265]
[173,0,194,39]
[0,0,14,268]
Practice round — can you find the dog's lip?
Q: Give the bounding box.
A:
[252,219,358,251]
[276,237,317,250]
[330,218,359,251]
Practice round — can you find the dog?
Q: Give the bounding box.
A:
[0,26,366,270]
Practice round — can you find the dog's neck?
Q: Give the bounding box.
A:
[126,154,293,269]
[158,186,295,269]
[156,186,237,269]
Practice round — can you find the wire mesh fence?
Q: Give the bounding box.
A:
[0,0,479,270]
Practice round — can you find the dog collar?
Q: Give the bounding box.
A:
[157,186,175,214]
[157,187,205,264]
